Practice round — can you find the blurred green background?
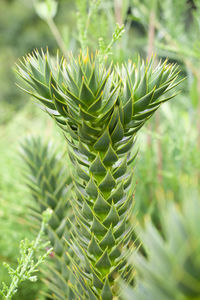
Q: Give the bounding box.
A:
[0,0,199,299]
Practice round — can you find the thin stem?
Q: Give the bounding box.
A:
[147,9,155,59]
[197,77,200,184]
[114,0,123,26]
[147,0,163,183]
[146,2,156,147]
[5,222,44,300]
[77,0,100,52]
[114,0,123,53]
[155,112,162,182]
[46,17,68,58]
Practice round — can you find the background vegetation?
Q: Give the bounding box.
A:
[0,0,199,299]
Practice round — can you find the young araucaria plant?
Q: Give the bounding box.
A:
[17,50,181,299]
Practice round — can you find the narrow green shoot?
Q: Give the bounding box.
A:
[0,209,53,300]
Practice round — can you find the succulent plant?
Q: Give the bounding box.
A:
[122,190,200,300]
[17,49,181,299]
[21,137,74,299]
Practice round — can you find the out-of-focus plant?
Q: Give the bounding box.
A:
[21,137,74,299]
[131,0,200,146]
[127,0,200,222]
[134,91,199,223]
[0,209,53,300]
[76,0,101,52]
[122,186,200,300]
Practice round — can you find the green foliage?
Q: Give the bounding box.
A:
[0,0,76,121]
[76,0,101,51]
[134,94,200,222]
[0,209,53,300]
[75,0,131,61]
[98,23,125,60]
[21,137,74,299]
[122,187,200,300]
[1,0,199,299]
[0,102,64,300]
[16,48,180,299]
[131,0,200,62]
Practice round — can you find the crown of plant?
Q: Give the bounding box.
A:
[21,137,74,299]
[122,191,200,300]
[17,49,181,299]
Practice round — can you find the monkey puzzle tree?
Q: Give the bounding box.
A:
[21,137,74,299]
[16,49,181,299]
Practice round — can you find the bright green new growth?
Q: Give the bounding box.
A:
[21,137,74,299]
[16,50,181,299]
[123,191,200,300]
[0,209,53,300]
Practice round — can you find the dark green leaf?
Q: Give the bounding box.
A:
[99,171,116,193]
